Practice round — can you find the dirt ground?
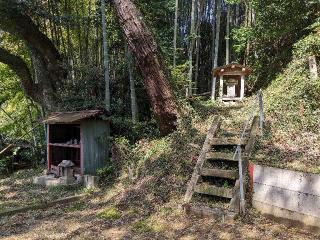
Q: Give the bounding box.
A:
[1,189,319,240]
[1,101,320,240]
[0,169,84,211]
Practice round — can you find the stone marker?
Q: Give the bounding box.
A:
[84,175,100,189]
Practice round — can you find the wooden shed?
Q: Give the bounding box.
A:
[43,110,110,176]
[213,63,251,101]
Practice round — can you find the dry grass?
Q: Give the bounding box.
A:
[1,97,319,239]
[0,194,318,240]
[1,108,319,239]
[0,168,84,211]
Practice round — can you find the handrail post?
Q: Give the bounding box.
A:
[258,90,264,135]
[237,146,245,215]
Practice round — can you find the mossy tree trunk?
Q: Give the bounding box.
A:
[0,0,65,111]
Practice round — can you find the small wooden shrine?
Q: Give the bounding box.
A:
[43,110,110,176]
[213,63,251,101]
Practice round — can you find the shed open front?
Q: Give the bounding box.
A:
[43,110,110,176]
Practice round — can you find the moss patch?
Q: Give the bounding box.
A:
[97,207,121,220]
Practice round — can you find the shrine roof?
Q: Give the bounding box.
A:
[213,63,252,77]
[43,109,109,124]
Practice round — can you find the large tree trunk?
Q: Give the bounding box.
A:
[111,0,178,135]
[0,0,65,111]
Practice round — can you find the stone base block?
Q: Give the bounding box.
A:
[84,175,100,188]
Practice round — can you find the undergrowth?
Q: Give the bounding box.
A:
[252,23,320,173]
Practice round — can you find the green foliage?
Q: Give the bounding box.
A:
[233,0,319,90]
[65,201,87,212]
[170,62,189,97]
[111,117,160,143]
[256,26,320,172]
[224,0,241,4]
[0,156,11,175]
[96,165,114,182]
[294,18,320,58]
[133,220,155,233]
[232,26,252,55]
[97,207,121,220]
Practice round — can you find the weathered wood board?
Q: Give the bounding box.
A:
[184,116,221,203]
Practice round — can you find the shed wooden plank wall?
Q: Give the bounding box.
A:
[251,164,320,232]
[81,120,110,175]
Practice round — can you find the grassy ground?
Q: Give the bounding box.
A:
[0,180,318,240]
[1,52,319,237]
[251,57,320,173]
[0,168,85,211]
[1,107,319,239]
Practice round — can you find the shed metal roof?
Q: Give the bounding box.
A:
[43,109,107,124]
[213,63,252,77]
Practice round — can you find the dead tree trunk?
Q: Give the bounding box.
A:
[111,0,178,135]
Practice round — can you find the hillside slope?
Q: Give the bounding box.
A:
[252,21,320,173]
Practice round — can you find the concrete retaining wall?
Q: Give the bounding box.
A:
[250,164,320,233]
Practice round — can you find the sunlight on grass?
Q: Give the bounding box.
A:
[132,218,165,233]
[97,207,121,220]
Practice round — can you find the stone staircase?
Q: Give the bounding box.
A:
[184,115,259,221]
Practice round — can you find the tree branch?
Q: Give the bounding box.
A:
[0,0,61,65]
[0,47,36,100]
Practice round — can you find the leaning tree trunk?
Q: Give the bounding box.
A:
[111,0,178,135]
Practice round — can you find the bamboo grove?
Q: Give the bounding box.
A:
[0,0,318,162]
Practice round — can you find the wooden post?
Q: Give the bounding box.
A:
[211,76,217,100]
[47,124,50,172]
[237,146,245,215]
[219,75,224,101]
[258,90,264,133]
[309,55,318,80]
[240,75,245,100]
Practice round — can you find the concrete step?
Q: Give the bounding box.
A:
[194,184,234,199]
[206,152,237,161]
[211,137,247,146]
[201,168,238,180]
